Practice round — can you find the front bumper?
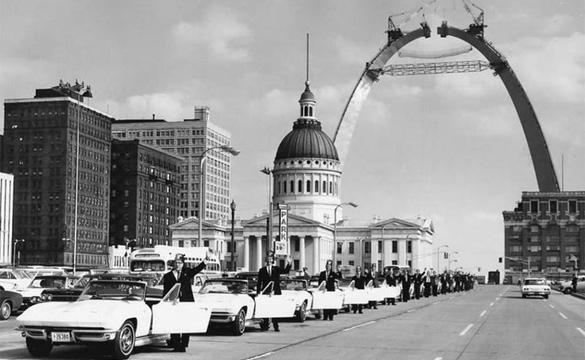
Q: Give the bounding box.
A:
[18,326,117,343]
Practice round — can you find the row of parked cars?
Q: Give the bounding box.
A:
[9,267,401,359]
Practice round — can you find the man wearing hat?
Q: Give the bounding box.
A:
[257,251,292,331]
[163,252,209,352]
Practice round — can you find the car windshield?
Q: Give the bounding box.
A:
[280,279,307,290]
[337,278,353,287]
[78,281,146,301]
[524,279,546,285]
[30,277,67,289]
[7,269,33,279]
[199,280,247,294]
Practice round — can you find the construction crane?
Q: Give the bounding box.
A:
[387,0,436,41]
[461,0,486,37]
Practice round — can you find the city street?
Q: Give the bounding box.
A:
[1,286,583,360]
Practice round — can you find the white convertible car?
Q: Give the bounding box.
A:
[279,278,315,322]
[194,278,296,335]
[16,280,211,359]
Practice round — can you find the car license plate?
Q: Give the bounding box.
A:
[51,332,71,342]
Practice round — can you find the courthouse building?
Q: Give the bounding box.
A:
[170,80,435,274]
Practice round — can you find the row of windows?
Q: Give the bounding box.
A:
[277,179,339,196]
[336,240,413,254]
[529,199,579,214]
[509,245,579,253]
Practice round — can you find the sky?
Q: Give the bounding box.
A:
[1,0,584,277]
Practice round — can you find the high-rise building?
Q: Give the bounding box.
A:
[111,107,233,222]
[0,172,14,265]
[503,191,585,283]
[110,139,183,248]
[1,80,114,268]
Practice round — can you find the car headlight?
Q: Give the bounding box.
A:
[31,296,39,303]
[41,294,53,301]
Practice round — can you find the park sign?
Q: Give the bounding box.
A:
[275,204,289,256]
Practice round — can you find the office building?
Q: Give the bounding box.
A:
[1,80,114,268]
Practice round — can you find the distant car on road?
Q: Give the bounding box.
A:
[0,268,34,291]
[521,278,551,299]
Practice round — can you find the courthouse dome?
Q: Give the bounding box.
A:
[275,119,339,161]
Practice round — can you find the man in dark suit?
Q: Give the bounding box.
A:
[318,260,341,320]
[365,265,378,309]
[163,253,208,352]
[257,251,292,331]
[383,267,397,305]
[351,266,366,313]
[398,268,411,302]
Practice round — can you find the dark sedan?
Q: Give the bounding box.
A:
[1,289,23,320]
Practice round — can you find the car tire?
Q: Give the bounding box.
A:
[0,300,12,320]
[544,294,549,299]
[314,310,322,319]
[26,337,53,357]
[296,301,307,323]
[522,294,527,298]
[232,308,246,336]
[563,288,572,294]
[112,320,135,359]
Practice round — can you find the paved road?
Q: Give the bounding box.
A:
[1,286,583,360]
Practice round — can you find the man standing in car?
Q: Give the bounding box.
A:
[257,251,292,331]
[163,253,208,352]
[318,260,342,320]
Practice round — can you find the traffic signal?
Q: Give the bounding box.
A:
[478,267,481,272]
[498,257,503,263]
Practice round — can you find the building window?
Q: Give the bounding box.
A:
[323,181,327,194]
[509,246,522,252]
[392,241,398,253]
[315,180,319,193]
[306,180,311,193]
[290,180,294,193]
[392,260,398,265]
[565,246,578,253]
[349,261,354,266]
[283,181,287,194]
[294,259,299,269]
[546,255,560,263]
[294,237,300,252]
[364,242,371,254]
[568,200,577,214]
[530,225,539,233]
[204,240,209,247]
[298,180,302,193]
[349,242,354,254]
[530,200,538,213]
[378,241,382,253]
[337,242,342,254]
[528,245,541,252]
[549,200,558,214]
[407,241,412,253]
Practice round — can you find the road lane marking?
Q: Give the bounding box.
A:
[407,309,415,313]
[495,297,500,301]
[480,310,486,317]
[577,328,585,337]
[549,304,555,309]
[247,352,273,360]
[559,312,568,320]
[489,302,494,307]
[459,324,474,336]
[434,357,443,360]
[343,320,375,331]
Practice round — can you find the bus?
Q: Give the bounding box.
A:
[128,245,221,278]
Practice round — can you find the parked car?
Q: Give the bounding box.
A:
[15,275,79,310]
[193,278,296,335]
[521,278,551,299]
[40,273,161,303]
[16,280,211,359]
[17,266,68,278]
[558,276,585,294]
[337,278,369,312]
[279,278,314,322]
[0,268,34,291]
[1,289,23,320]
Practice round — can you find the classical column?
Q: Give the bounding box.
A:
[383,239,391,269]
[256,236,263,271]
[370,239,377,268]
[299,236,306,272]
[398,239,407,267]
[313,236,320,273]
[244,236,250,271]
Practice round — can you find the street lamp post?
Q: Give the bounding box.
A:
[230,200,236,271]
[333,202,358,266]
[437,245,449,271]
[13,239,25,266]
[72,86,92,275]
[260,167,272,254]
[198,145,240,248]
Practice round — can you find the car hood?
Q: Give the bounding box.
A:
[17,300,139,329]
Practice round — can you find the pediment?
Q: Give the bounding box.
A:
[371,218,420,229]
[242,213,324,228]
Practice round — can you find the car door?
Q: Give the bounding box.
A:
[310,282,344,310]
[341,280,369,305]
[151,284,212,334]
[253,282,297,319]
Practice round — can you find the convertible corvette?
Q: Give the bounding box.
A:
[194,278,297,335]
[16,280,211,359]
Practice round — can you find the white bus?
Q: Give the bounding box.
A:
[128,245,221,277]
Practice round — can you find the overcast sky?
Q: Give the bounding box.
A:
[1,0,583,276]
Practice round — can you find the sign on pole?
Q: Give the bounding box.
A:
[275,204,289,256]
